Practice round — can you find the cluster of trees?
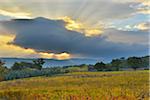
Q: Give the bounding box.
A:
[0,58,65,81]
[12,58,45,70]
[5,68,64,80]
[93,56,149,71]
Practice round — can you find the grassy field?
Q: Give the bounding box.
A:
[0,71,149,100]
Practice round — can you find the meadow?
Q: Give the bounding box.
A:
[0,71,149,100]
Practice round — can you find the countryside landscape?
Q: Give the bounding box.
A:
[0,56,149,99]
[0,0,149,100]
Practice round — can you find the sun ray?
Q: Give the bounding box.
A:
[71,0,88,20]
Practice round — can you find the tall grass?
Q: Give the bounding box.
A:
[0,71,149,100]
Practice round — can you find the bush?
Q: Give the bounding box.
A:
[4,67,65,80]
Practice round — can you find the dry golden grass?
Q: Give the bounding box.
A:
[0,71,149,100]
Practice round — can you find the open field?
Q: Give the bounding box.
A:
[0,71,149,100]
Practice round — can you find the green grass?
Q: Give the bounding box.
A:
[0,70,149,100]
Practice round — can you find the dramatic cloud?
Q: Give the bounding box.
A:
[0,30,71,59]
[0,0,149,59]
[0,17,148,59]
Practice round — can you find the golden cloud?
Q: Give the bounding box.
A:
[0,9,31,18]
[0,34,71,59]
[38,52,71,60]
[134,22,149,31]
[59,16,103,37]
[54,53,71,60]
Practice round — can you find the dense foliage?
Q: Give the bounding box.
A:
[0,58,65,81]
[93,62,106,71]
[127,57,143,70]
[12,58,45,70]
[93,56,149,71]
[5,68,64,80]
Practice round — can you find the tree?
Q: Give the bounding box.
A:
[141,56,149,68]
[93,62,106,71]
[11,59,45,70]
[0,60,5,67]
[33,58,45,70]
[111,59,122,71]
[127,57,142,70]
[0,60,8,81]
[11,62,23,70]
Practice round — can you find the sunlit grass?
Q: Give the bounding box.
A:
[0,70,149,100]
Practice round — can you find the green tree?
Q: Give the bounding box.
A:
[111,59,122,71]
[93,62,106,71]
[127,57,142,70]
[141,56,149,68]
[33,58,45,70]
[11,62,23,70]
[0,60,9,81]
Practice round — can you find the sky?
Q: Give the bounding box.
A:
[0,0,149,60]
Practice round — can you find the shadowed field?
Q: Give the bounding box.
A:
[0,71,149,100]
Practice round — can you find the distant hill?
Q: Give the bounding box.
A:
[0,58,99,68]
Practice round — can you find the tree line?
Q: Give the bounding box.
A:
[93,56,149,71]
[0,58,65,81]
[0,55,149,81]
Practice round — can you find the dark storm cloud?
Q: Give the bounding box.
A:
[0,17,148,59]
